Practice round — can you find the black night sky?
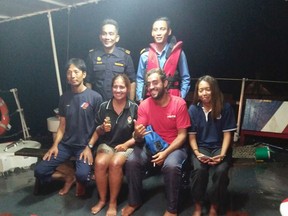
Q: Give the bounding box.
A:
[0,0,288,137]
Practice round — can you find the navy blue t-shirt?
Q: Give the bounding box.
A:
[188,102,236,148]
[58,88,102,147]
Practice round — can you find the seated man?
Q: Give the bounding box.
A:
[122,68,191,216]
[34,58,102,196]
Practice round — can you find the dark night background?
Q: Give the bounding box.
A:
[0,0,288,140]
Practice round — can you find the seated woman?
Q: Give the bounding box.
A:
[90,74,138,216]
[188,75,236,216]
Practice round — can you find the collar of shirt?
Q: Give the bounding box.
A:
[197,102,212,122]
[98,46,122,58]
[156,43,169,68]
[105,98,131,111]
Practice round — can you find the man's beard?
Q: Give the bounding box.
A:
[151,87,166,100]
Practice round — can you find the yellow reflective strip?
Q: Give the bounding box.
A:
[115,62,124,67]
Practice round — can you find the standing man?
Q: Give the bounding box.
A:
[86,19,136,101]
[136,17,191,102]
[122,68,191,216]
[34,58,102,196]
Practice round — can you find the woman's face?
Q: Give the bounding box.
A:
[198,80,212,104]
[112,76,128,101]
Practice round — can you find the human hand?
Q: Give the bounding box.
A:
[197,154,212,164]
[134,120,146,138]
[43,145,58,161]
[151,151,166,166]
[114,144,127,152]
[79,147,93,165]
[103,116,111,132]
[208,155,225,165]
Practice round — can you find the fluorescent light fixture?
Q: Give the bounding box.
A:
[39,0,67,7]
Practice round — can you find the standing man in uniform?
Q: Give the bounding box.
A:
[86,19,136,101]
[136,17,191,102]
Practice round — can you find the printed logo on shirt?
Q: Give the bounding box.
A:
[81,102,89,110]
[167,114,176,119]
[127,116,133,125]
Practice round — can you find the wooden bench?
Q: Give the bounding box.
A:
[14,147,48,158]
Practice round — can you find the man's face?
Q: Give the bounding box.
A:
[151,20,171,45]
[66,64,86,87]
[146,73,167,100]
[99,24,119,50]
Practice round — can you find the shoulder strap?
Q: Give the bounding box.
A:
[118,47,131,55]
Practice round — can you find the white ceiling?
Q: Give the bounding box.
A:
[0,0,102,24]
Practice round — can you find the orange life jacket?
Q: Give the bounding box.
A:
[145,41,183,98]
[0,97,10,135]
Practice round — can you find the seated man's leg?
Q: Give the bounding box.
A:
[74,147,92,197]
[34,144,72,183]
[55,161,75,195]
[122,144,150,216]
[161,147,188,214]
[34,144,73,195]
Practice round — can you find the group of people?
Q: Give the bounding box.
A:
[34,17,236,216]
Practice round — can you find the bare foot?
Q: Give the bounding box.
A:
[192,202,202,216]
[106,203,117,216]
[121,205,140,216]
[58,176,76,196]
[91,201,106,215]
[75,182,86,197]
[192,211,201,216]
[163,210,177,216]
[208,204,218,216]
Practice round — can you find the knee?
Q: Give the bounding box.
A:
[125,156,139,170]
[94,159,107,171]
[214,167,230,180]
[109,160,124,171]
[34,164,47,178]
[162,162,180,175]
[34,165,41,178]
[75,168,90,183]
[193,167,209,179]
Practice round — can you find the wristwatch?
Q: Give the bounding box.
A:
[88,143,93,149]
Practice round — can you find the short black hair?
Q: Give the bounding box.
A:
[65,58,87,73]
[101,19,119,33]
[153,17,171,29]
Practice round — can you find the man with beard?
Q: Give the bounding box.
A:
[122,68,191,216]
